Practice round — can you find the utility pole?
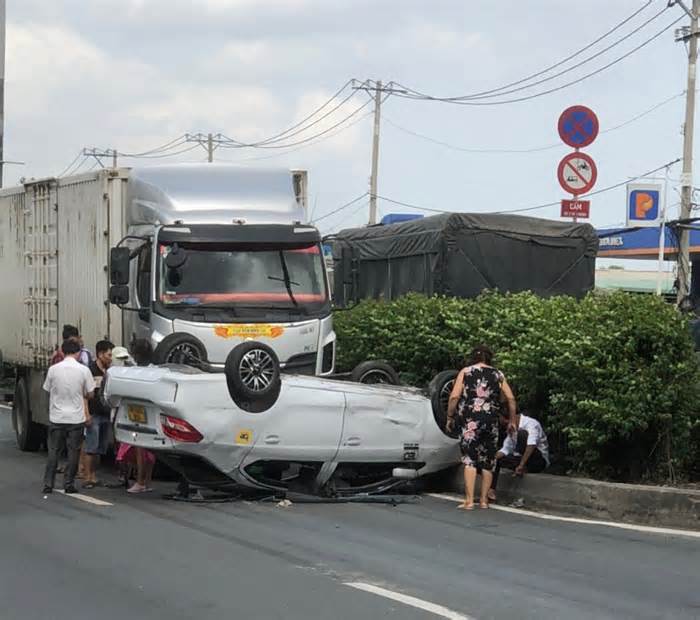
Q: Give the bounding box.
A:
[82,148,118,169]
[352,80,407,225]
[185,132,225,162]
[369,80,382,225]
[0,0,7,188]
[207,132,214,163]
[675,0,700,303]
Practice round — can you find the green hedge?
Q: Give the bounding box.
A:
[334,292,700,482]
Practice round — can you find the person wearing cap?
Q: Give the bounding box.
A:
[111,346,133,367]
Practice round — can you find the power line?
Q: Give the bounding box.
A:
[222,109,374,163]
[223,98,374,150]
[395,1,655,102]
[117,135,187,157]
[220,84,359,148]
[383,90,685,154]
[398,3,666,103]
[393,15,684,106]
[57,151,85,177]
[313,192,369,224]
[375,158,682,216]
[323,199,370,233]
[117,143,202,159]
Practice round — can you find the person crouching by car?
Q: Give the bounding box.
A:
[115,339,157,494]
[42,339,96,494]
[82,340,114,489]
[487,409,550,503]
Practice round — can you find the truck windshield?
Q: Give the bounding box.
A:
[158,242,328,310]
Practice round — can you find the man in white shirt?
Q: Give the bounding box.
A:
[42,339,96,494]
[488,410,550,502]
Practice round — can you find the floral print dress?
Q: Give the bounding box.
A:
[456,365,504,471]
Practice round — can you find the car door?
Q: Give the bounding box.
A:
[337,384,426,464]
[241,375,345,464]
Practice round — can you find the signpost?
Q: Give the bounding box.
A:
[557,152,597,195]
[557,105,599,221]
[560,199,590,219]
[558,105,599,148]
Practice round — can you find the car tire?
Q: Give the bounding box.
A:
[13,377,44,452]
[350,361,401,385]
[153,333,208,367]
[429,369,459,437]
[225,341,281,413]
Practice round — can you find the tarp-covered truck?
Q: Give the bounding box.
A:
[0,164,335,451]
[330,212,599,306]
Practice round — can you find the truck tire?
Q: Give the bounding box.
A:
[12,378,44,452]
[153,333,208,367]
[429,370,459,437]
[225,341,281,413]
[350,361,400,385]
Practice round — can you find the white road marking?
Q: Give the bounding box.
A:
[345,582,473,620]
[56,490,113,507]
[427,493,700,540]
[0,403,11,411]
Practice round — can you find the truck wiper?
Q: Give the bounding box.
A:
[276,251,299,307]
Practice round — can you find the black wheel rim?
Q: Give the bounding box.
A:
[239,349,275,392]
[167,343,202,365]
[359,369,393,384]
[439,379,454,416]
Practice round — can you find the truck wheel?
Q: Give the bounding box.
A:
[12,378,44,451]
[225,342,281,413]
[429,370,459,437]
[153,333,208,367]
[350,361,400,385]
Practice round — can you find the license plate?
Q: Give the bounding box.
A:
[127,404,146,424]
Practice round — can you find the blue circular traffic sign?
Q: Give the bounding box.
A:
[558,105,599,148]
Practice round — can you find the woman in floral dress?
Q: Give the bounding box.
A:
[446,345,517,510]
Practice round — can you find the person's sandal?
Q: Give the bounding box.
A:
[458,502,475,511]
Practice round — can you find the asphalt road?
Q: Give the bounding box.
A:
[0,407,699,620]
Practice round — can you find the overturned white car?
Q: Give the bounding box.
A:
[104,341,460,496]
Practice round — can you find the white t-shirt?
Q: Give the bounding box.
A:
[500,414,550,466]
[43,357,96,424]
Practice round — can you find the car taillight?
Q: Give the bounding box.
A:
[160,414,203,443]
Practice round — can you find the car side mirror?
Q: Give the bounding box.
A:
[109,285,129,305]
[110,247,131,285]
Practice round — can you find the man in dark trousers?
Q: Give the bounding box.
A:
[42,339,95,494]
[82,340,114,488]
[488,409,550,503]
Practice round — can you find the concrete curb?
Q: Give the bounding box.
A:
[444,466,700,531]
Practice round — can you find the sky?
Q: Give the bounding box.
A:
[4,0,693,267]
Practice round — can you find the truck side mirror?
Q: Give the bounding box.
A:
[110,247,131,285]
[109,285,129,305]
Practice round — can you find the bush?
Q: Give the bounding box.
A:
[334,292,700,482]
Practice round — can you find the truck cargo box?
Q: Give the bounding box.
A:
[331,212,599,305]
[0,170,125,368]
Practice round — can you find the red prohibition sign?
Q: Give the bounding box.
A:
[557,151,597,195]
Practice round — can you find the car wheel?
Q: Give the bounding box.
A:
[429,370,459,437]
[350,361,401,385]
[13,378,44,451]
[153,333,208,367]
[225,341,281,413]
